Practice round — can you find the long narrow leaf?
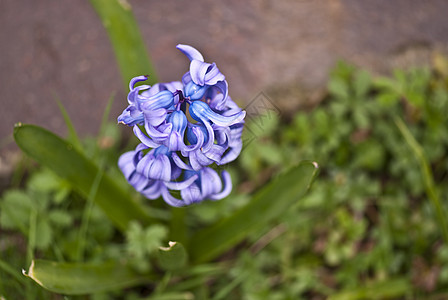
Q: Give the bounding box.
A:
[89,0,158,88]
[328,278,410,300]
[23,259,150,295]
[13,123,153,231]
[189,161,319,263]
[395,117,448,244]
[54,94,82,151]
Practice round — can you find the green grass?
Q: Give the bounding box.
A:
[2,60,448,299]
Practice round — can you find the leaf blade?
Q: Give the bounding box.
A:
[189,161,319,263]
[13,123,153,231]
[89,0,158,88]
[24,259,149,295]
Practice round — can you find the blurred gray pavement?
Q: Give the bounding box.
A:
[1,0,448,146]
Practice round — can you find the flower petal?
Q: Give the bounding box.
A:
[117,107,144,126]
[162,188,186,207]
[204,63,225,85]
[180,184,202,205]
[165,174,198,190]
[209,170,232,200]
[118,151,136,179]
[171,152,193,170]
[220,143,242,165]
[189,150,214,170]
[133,125,160,148]
[137,153,171,182]
[207,80,228,110]
[200,168,222,197]
[190,100,246,127]
[190,60,211,86]
[176,44,204,62]
[129,75,149,92]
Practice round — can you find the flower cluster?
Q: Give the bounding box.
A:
[118,45,245,207]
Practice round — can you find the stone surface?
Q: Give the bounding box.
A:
[1,0,448,144]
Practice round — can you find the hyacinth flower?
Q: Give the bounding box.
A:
[117,76,182,127]
[118,144,199,207]
[118,44,245,206]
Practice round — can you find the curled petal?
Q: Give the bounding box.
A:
[129,172,150,192]
[204,144,227,162]
[118,151,136,179]
[190,60,211,86]
[209,171,232,200]
[172,152,193,170]
[129,75,149,92]
[162,188,186,207]
[145,123,171,143]
[207,80,229,110]
[189,61,225,87]
[200,168,222,197]
[176,44,204,62]
[136,152,172,182]
[168,131,186,152]
[190,100,246,127]
[141,180,162,199]
[220,143,242,165]
[133,125,160,148]
[180,184,202,205]
[117,107,144,126]
[189,150,214,170]
[185,126,207,151]
[165,174,198,190]
[204,63,225,85]
[128,85,151,107]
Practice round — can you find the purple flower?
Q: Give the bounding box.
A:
[119,143,198,207]
[118,45,245,206]
[180,168,232,205]
[117,76,181,127]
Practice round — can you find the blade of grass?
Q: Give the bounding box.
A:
[189,161,319,263]
[170,207,187,246]
[14,123,153,232]
[54,94,82,151]
[23,259,151,295]
[99,92,116,138]
[395,116,448,244]
[89,0,158,88]
[0,258,25,284]
[26,209,37,300]
[75,158,105,262]
[328,278,411,300]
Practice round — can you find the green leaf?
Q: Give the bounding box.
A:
[188,161,319,263]
[13,124,153,232]
[126,222,168,259]
[328,278,410,300]
[328,77,349,99]
[48,210,73,227]
[35,218,53,250]
[89,0,158,88]
[395,117,448,244]
[0,190,33,233]
[23,259,150,295]
[157,242,188,271]
[353,70,371,98]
